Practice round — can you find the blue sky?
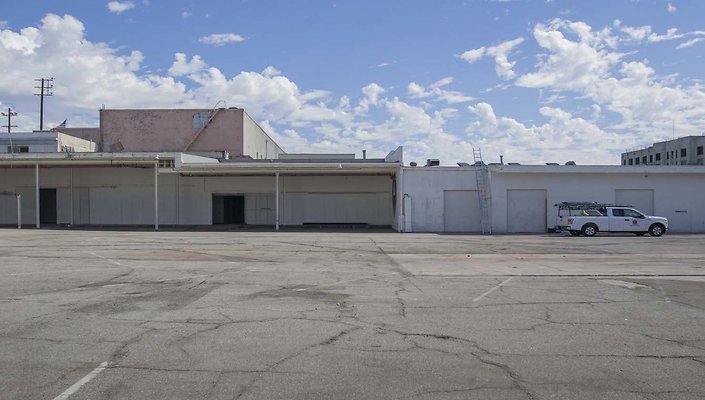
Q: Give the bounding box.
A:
[1,0,704,164]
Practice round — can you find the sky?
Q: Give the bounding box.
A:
[0,0,704,165]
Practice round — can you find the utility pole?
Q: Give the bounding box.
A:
[34,77,54,131]
[1,108,17,133]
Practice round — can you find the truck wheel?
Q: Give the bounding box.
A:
[648,224,665,237]
[569,230,581,236]
[581,224,598,237]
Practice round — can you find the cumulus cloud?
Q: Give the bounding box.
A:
[467,102,629,164]
[460,37,524,79]
[106,1,135,14]
[667,3,677,13]
[198,33,245,46]
[406,77,473,104]
[514,18,705,142]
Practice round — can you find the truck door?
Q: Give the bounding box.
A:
[623,208,647,232]
[609,208,628,231]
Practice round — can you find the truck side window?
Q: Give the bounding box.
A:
[624,209,644,218]
[612,209,625,217]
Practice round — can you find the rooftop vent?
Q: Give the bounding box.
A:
[457,162,470,167]
[565,161,576,165]
[426,159,440,167]
[546,162,559,166]
[410,161,418,167]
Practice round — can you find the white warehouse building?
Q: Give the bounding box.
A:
[2,153,705,233]
[402,164,705,233]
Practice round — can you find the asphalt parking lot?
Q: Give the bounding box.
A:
[1,229,705,400]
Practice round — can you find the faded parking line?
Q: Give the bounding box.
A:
[52,361,109,400]
[472,277,515,302]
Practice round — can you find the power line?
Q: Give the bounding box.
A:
[34,77,54,131]
[1,108,18,133]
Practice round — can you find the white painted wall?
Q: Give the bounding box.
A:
[242,112,284,159]
[490,169,705,233]
[402,167,479,232]
[0,167,393,226]
[402,166,705,233]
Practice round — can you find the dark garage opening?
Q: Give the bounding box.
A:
[40,188,57,225]
[212,195,245,224]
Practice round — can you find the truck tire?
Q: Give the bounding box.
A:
[648,223,665,237]
[581,224,598,237]
[569,230,581,236]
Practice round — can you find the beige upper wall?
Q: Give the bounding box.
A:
[242,112,284,159]
[98,108,246,154]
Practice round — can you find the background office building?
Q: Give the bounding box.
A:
[622,136,705,166]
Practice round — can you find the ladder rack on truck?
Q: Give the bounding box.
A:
[554,202,633,231]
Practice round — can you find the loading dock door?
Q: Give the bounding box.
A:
[443,190,481,232]
[615,189,654,215]
[212,195,245,224]
[40,188,57,225]
[507,189,546,233]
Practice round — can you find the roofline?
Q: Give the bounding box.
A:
[488,165,705,174]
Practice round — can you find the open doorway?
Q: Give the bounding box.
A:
[40,188,57,225]
[212,195,245,224]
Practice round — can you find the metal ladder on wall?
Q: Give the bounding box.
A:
[182,101,225,152]
[473,148,492,234]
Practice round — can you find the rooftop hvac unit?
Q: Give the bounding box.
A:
[426,159,440,166]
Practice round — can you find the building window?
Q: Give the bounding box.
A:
[628,158,633,165]
[642,156,647,164]
[681,148,687,157]
[622,160,626,165]
[698,146,703,156]
[635,158,640,165]
[655,153,661,161]
[649,155,653,163]
[8,145,29,153]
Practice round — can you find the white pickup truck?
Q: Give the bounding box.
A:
[564,206,668,237]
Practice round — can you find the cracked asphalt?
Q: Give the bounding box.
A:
[1,229,705,400]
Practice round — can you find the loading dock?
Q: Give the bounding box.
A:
[443,190,481,232]
[506,189,547,233]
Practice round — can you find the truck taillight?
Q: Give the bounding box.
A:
[567,218,574,224]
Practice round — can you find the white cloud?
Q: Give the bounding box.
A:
[198,33,245,46]
[460,37,524,79]
[667,3,677,13]
[406,77,473,104]
[181,11,192,19]
[514,18,705,143]
[613,20,652,42]
[354,83,385,114]
[467,102,628,164]
[106,1,135,14]
[677,37,705,49]
[0,21,7,29]
[648,28,684,42]
[372,61,395,68]
[168,53,206,76]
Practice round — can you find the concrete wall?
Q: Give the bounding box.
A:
[0,167,393,227]
[402,166,705,233]
[490,170,705,233]
[57,128,101,146]
[0,132,94,153]
[242,112,284,159]
[402,167,479,232]
[57,133,96,152]
[98,109,244,155]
